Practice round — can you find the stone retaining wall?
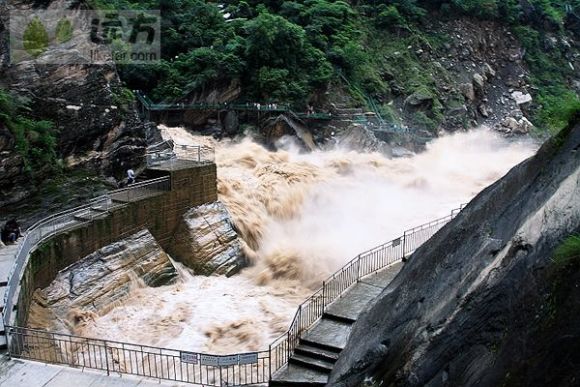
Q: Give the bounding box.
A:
[17,162,217,326]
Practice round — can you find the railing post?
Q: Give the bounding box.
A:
[322,281,326,310]
[402,231,407,262]
[104,340,110,375]
[356,256,361,281]
[269,344,272,381]
[286,331,290,362]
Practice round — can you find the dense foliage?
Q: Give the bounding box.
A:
[91,0,580,131]
[553,235,580,267]
[0,88,59,176]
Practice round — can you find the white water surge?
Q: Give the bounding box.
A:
[50,127,538,354]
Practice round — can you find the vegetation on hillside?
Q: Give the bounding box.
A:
[88,0,579,132]
[0,88,60,177]
[553,235,580,267]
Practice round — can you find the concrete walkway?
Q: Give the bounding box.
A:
[0,355,191,387]
[270,262,402,386]
[0,240,21,349]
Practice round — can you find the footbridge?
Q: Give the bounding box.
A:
[134,91,418,138]
[0,140,466,386]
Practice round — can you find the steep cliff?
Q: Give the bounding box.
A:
[0,0,147,211]
[330,117,580,386]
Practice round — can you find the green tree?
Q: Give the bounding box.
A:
[55,18,74,44]
[23,16,49,57]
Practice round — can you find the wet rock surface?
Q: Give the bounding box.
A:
[171,201,246,276]
[28,229,177,330]
[330,121,580,386]
[334,125,392,157]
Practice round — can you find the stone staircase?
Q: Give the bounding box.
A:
[270,263,403,386]
[331,104,366,129]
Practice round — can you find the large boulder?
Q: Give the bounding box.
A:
[404,90,434,110]
[262,113,317,151]
[330,121,580,386]
[498,116,534,135]
[171,201,247,276]
[335,124,392,157]
[28,229,178,331]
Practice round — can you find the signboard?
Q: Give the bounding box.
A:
[239,353,258,365]
[392,237,401,247]
[180,352,198,364]
[218,355,239,366]
[200,355,219,367]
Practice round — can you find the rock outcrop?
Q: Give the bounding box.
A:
[330,119,580,386]
[0,0,147,208]
[334,125,392,157]
[262,113,317,151]
[171,201,246,276]
[28,229,177,330]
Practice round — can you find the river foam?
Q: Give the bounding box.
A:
[31,126,538,354]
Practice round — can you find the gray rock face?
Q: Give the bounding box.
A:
[330,122,580,386]
[28,229,178,330]
[0,125,28,208]
[5,58,147,178]
[171,201,246,276]
[262,113,317,151]
[222,110,240,135]
[0,0,147,207]
[335,125,392,157]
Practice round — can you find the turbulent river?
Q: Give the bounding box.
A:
[33,127,537,354]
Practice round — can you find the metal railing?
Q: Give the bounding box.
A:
[147,142,215,167]
[2,176,171,327]
[135,91,333,121]
[3,205,465,386]
[269,206,465,375]
[6,326,271,386]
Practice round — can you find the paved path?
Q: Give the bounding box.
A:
[0,355,191,387]
[270,262,402,386]
[0,241,20,349]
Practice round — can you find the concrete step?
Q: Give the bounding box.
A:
[269,363,328,386]
[301,318,352,351]
[322,312,357,325]
[73,209,109,222]
[295,343,340,363]
[289,353,334,373]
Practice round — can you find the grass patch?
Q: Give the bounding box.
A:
[552,235,580,267]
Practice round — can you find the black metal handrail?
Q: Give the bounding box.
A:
[2,176,171,326]
[3,202,466,386]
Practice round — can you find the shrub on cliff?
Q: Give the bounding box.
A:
[0,88,59,177]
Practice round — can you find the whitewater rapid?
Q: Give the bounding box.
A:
[32,126,538,354]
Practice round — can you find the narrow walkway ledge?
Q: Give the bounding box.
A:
[0,356,190,387]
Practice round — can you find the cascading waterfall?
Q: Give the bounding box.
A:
[28,126,537,354]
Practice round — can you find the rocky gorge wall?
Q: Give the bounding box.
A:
[172,201,247,277]
[0,0,150,210]
[329,119,580,386]
[28,229,178,334]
